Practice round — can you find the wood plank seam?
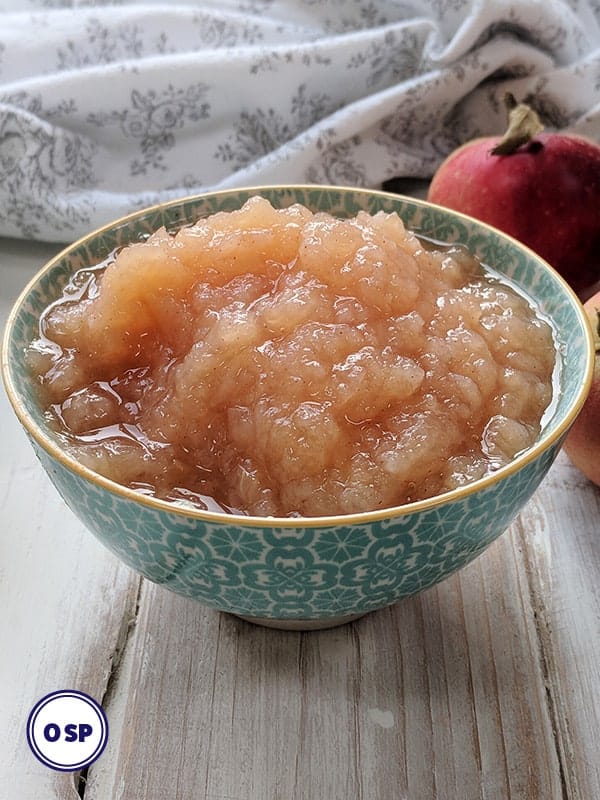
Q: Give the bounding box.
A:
[515,515,578,800]
[75,574,143,799]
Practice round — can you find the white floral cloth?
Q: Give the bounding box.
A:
[0,0,599,241]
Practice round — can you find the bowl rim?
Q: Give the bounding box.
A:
[1,183,595,528]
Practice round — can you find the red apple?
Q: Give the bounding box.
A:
[563,292,600,487]
[427,95,600,297]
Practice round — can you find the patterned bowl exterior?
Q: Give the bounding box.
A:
[2,186,594,624]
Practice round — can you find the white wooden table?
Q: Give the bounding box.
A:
[1,232,599,800]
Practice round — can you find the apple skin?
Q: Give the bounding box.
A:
[427,133,600,297]
[563,292,600,487]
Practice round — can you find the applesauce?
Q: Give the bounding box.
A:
[27,197,556,517]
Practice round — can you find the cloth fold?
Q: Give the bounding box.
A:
[0,0,599,242]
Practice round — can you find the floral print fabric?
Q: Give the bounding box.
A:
[0,0,599,241]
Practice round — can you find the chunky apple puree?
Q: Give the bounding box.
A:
[28,197,556,517]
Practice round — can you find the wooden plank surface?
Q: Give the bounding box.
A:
[83,518,569,800]
[1,236,599,800]
[0,239,141,800]
[519,454,600,800]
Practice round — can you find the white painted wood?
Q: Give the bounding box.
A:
[1,236,598,800]
[0,238,141,800]
[518,452,600,800]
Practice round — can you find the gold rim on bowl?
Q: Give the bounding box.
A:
[1,185,595,528]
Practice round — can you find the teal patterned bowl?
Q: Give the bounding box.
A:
[2,186,594,629]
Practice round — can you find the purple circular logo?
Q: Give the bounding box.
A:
[26,690,108,772]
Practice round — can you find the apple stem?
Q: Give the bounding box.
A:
[490,93,544,155]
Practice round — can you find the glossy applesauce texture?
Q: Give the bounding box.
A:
[26,198,556,517]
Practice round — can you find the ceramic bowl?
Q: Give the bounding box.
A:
[2,186,593,630]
